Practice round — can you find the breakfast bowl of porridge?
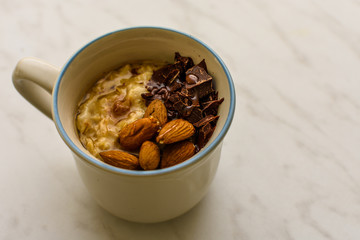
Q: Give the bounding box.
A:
[12,27,235,223]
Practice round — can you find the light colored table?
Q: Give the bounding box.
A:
[1,0,360,239]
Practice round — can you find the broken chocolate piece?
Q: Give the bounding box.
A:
[174,52,194,74]
[141,92,155,105]
[185,107,203,124]
[188,80,214,100]
[190,90,200,107]
[173,100,195,117]
[193,115,219,128]
[197,122,215,149]
[185,65,212,87]
[202,98,224,116]
[186,74,198,85]
[168,78,183,92]
[208,91,218,101]
[185,61,215,100]
[197,59,208,73]
[152,64,180,84]
[168,93,181,103]
[157,87,170,101]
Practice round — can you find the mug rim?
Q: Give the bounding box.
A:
[53,26,236,176]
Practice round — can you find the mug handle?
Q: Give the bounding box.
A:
[12,57,60,119]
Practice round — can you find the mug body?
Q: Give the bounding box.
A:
[74,142,222,222]
[52,27,235,223]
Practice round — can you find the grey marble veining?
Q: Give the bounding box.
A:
[1,0,360,239]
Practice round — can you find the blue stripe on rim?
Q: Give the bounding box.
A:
[53,26,235,176]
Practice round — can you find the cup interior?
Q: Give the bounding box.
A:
[53,27,235,175]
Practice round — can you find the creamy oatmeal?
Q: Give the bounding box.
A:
[76,62,163,158]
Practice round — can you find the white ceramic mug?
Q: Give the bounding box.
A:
[12,27,235,223]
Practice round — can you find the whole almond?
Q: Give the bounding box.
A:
[161,141,195,168]
[139,141,160,170]
[119,117,159,151]
[99,150,139,170]
[156,119,195,144]
[144,99,168,126]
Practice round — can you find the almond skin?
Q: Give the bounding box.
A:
[156,119,195,144]
[139,141,160,170]
[144,99,168,126]
[119,117,159,151]
[161,141,195,168]
[99,150,139,170]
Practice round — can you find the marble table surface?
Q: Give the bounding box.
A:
[1,0,360,239]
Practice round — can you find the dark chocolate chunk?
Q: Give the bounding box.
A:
[186,74,198,85]
[145,79,165,92]
[152,64,180,84]
[185,107,203,124]
[168,93,181,103]
[164,99,173,109]
[141,92,153,99]
[141,92,155,106]
[193,115,219,128]
[208,91,218,101]
[173,100,196,117]
[197,122,215,149]
[185,65,212,88]
[179,87,191,99]
[151,64,170,83]
[173,100,187,115]
[167,69,181,84]
[188,80,214,100]
[157,87,170,101]
[202,98,224,116]
[174,52,194,74]
[201,90,218,102]
[185,61,215,100]
[168,78,183,92]
[190,90,200,107]
[197,59,208,73]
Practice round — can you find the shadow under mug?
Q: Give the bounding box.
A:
[12,27,236,223]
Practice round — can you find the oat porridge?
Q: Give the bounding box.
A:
[76,62,163,158]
